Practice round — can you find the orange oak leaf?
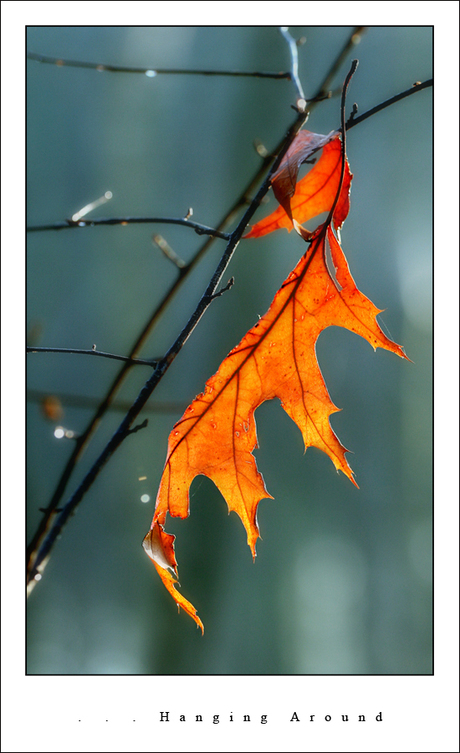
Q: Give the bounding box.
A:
[145,132,407,630]
[245,134,351,239]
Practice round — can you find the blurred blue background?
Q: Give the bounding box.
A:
[27,26,432,674]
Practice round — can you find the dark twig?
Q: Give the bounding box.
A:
[27,216,231,240]
[208,277,235,301]
[126,418,149,435]
[346,78,433,130]
[346,103,359,127]
[27,52,291,80]
[332,62,357,223]
[26,346,157,367]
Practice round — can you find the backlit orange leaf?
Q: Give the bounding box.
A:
[271,129,337,218]
[245,134,351,239]
[145,132,407,630]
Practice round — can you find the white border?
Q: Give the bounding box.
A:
[2,3,458,752]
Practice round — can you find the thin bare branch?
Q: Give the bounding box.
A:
[27,216,231,240]
[27,51,291,80]
[346,78,433,130]
[279,27,306,108]
[326,60,359,228]
[27,346,157,367]
[208,277,235,301]
[126,418,149,435]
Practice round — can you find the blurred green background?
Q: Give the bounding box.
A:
[27,26,432,674]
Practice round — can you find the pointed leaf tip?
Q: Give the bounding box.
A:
[143,524,204,633]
